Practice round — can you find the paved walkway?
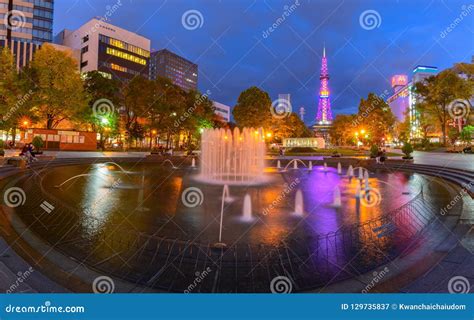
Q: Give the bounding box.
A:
[411,151,474,171]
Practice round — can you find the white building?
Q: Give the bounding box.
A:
[55,18,151,81]
[213,101,231,123]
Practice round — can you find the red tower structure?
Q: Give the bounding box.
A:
[316,46,333,124]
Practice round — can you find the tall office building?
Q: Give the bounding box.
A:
[387,66,438,140]
[56,18,150,81]
[213,101,231,123]
[387,75,409,122]
[0,0,54,68]
[149,49,198,91]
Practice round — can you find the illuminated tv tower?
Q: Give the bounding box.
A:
[316,46,333,124]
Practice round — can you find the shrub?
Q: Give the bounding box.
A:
[369,145,379,158]
[401,142,413,158]
[32,136,44,151]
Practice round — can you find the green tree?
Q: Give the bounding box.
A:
[233,86,273,129]
[0,48,33,143]
[178,89,215,150]
[83,71,121,149]
[272,113,311,141]
[329,114,357,146]
[460,125,474,144]
[356,93,396,145]
[414,69,473,146]
[29,44,88,129]
[122,76,153,146]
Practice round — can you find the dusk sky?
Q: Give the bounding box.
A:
[54,0,474,124]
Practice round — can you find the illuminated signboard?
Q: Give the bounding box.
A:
[391,75,408,88]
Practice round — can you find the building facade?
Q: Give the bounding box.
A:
[387,66,438,140]
[0,0,54,68]
[55,18,151,81]
[149,49,198,91]
[212,101,231,123]
[387,75,409,122]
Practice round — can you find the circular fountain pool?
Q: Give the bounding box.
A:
[3,161,453,292]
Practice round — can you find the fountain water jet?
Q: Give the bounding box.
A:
[191,158,196,168]
[323,162,328,173]
[162,159,178,169]
[277,160,281,169]
[337,162,342,175]
[332,187,342,208]
[197,128,266,185]
[358,168,363,180]
[308,161,313,171]
[365,176,370,191]
[242,194,253,222]
[355,183,361,198]
[293,189,304,216]
[347,165,354,178]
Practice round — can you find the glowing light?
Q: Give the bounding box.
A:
[391,75,408,87]
[266,132,272,138]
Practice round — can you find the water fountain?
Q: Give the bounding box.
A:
[162,159,178,169]
[355,183,361,198]
[358,168,363,180]
[337,162,342,175]
[332,187,342,208]
[365,175,370,191]
[242,194,253,222]
[277,160,281,169]
[282,159,307,171]
[323,162,328,173]
[308,161,313,171]
[214,185,232,249]
[347,165,354,178]
[191,158,196,168]
[197,127,266,185]
[364,170,369,181]
[293,189,304,216]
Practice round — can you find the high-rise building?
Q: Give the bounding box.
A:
[316,46,333,124]
[386,66,438,140]
[55,18,150,81]
[0,0,54,68]
[387,75,409,122]
[213,101,231,123]
[278,93,291,112]
[149,49,198,91]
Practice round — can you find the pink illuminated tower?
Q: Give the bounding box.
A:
[316,46,333,124]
